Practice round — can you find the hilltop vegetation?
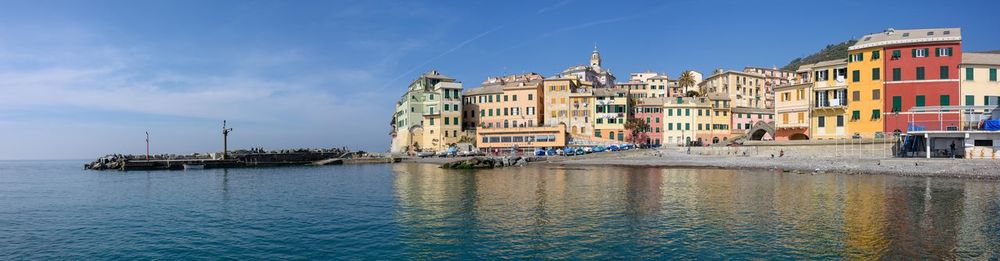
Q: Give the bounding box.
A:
[782,40,857,71]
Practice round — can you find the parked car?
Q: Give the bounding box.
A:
[546,148,557,156]
[416,151,435,158]
[593,146,606,153]
[563,147,575,156]
[534,148,546,156]
[609,145,620,151]
[583,147,593,153]
[575,148,585,155]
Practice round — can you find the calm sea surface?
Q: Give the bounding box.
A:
[1,160,999,259]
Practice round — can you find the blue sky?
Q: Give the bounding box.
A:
[1,0,998,160]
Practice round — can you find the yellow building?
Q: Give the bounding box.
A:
[846,43,886,138]
[807,60,850,140]
[542,77,595,137]
[662,96,712,145]
[774,81,811,140]
[593,87,630,141]
[699,70,769,109]
[959,52,1000,112]
[706,93,733,144]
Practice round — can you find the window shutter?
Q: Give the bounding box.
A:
[935,48,940,57]
[859,53,864,61]
[912,49,916,57]
[924,48,930,57]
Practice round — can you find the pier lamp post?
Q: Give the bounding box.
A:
[222,120,233,160]
[145,131,150,160]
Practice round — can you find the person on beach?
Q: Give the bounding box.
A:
[779,149,784,157]
[950,141,956,158]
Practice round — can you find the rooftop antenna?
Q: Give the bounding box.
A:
[222,120,233,160]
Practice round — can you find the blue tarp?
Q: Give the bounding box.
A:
[984,120,1000,131]
[907,123,926,131]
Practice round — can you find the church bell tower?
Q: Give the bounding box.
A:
[590,44,601,68]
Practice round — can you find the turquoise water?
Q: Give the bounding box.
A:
[1,161,999,259]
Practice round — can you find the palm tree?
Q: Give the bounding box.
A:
[677,71,696,96]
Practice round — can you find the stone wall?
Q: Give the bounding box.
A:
[671,139,896,159]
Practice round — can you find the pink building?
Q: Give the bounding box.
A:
[632,97,666,145]
[731,107,774,139]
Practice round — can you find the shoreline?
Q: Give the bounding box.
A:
[405,149,1000,180]
[549,149,1000,180]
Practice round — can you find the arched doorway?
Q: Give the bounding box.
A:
[789,133,809,140]
[712,137,720,144]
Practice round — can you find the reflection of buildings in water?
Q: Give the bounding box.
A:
[770,173,843,250]
[392,163,481,256]
[841,175,890,260]
[956,181,1000,257]
[881,177,965,259]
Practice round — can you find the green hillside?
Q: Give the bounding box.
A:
[782,40,857,71]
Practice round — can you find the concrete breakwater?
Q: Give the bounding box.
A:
[85,148,396,171]
[440,156,542,169]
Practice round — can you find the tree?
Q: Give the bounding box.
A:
[624,118,650,145]
[685,90,700,97]
[678,70,697,95]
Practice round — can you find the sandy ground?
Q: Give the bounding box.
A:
[552,148,1000,179]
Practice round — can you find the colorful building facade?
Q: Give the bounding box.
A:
[774,81,811,140]
[880,28,962,133]
[390,70,464,153]
[809,60,850,140]
[633,97,666,145]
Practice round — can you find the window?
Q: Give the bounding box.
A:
[851,110,860,121]
[528,94,533,100]
[916,95,926,107]
[940,95,950,106]
[429,118,435,125]
[685,109,690,116]
[817,116,825,127]
[991,68,998,82]
[852,91,861,101]
[891,50,901,59]
[966,95,975,106]
[668,123,673,130]
[916,67,925,80]
[685,123,690,130]
[872,89,881,100]
[872,109,881,120]
[852,70,860,82]
[966,68,975,81]
[913,48,928,58]
[940,66,949,79]
[512,95,517,101]
[836,115,844,127]
[936,47,953,57]
[892,96,902,112]
[892,68,901,81]
[872,68,881,80]
[872,50,880,60]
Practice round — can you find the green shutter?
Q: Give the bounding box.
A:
[852,110,860,120]
[916,67,925,80]
[912,48,917,57]
[852,70,860,82]
[940,95,950,106]
[935,48,941,57]
[991,68,997,81]
[859,53,864,61]
[966,68,975,81]
[966,95,975,106]
[940,66,949,79]
[893,68,901,81]
[872,68,881,80]
[916,95,925,107]
[924,48,930,57]
[872,109,881,120]
[892,96,902,112]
